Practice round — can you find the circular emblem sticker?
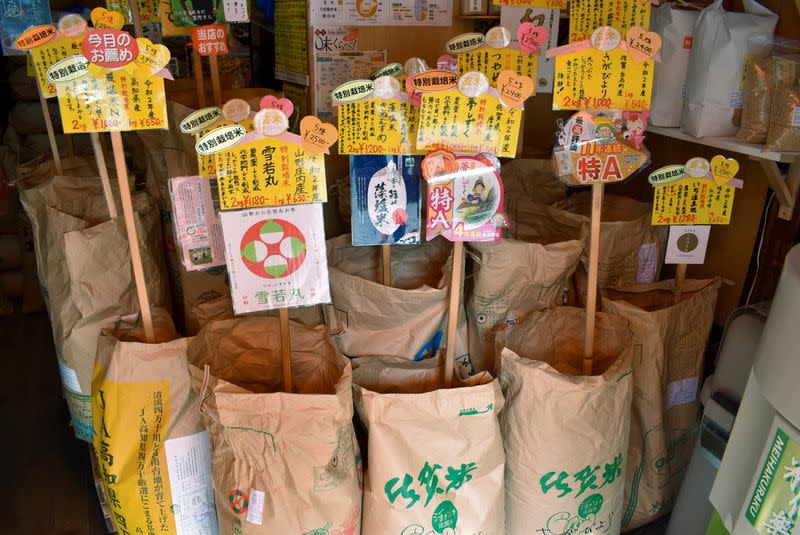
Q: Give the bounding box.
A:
[240,219,308,279]
[229,489,248,514]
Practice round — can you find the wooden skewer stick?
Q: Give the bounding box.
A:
[193,47,206,108]
[36,80,62,176]
[110,131,154,341]
[279,307,293,392]
[90,133,118,218]
[674,263,687,305]
[208,54,223,106]
[443,241,465,388]
[128,0,144,40]
[65,135,74,158]
[381,244,392,286]
[583,181,604,376]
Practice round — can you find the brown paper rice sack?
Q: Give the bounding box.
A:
[187,317,362,534]
[601,278,722,530]
[325,234,469,365]
[19,174,169,442]
[497,307,634,535]
[92,309,218,534]
[466,238,583,374]
[500,158,569,205]
[352,356,505,534]
[187,293,324,334]
[737,56,774,144]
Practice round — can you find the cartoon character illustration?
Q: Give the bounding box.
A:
[623,111,649,150]
[466,178,486,204]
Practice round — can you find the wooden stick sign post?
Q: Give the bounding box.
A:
[648,155,739,303]
[41,17,173,342]
[551,110,653,375]
[191,97,336,391]
[191,24,229,106]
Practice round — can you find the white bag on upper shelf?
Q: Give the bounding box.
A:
[649,4,700,127]
[681,0,777,138]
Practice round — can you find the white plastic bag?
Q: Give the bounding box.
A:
[649,4,700,127]
[682,0,777,137]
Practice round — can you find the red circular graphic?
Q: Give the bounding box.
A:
[239,219,308,279]
[229,489,249,514]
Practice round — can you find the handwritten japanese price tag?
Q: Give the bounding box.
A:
[424,153,507,242]
[192,24,229,56]
[552,47,654,111]
[569,0,650,43]
[214,135,327,210]
[31,35,82,97]
[457,48,538,86]
[220,204,331,314]
[651,178,735,225]
[491,0,567,9]
[196,118,253,177]
[417,90,522,157]
[338,99,420,154]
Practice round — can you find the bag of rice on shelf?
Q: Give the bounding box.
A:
[497,307,634,535]
[353,356,505,534]
[93,309,218,534]
[187,317,362,534]
[601,278,721,530]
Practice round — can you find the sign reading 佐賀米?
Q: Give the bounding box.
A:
[338,98,420,155]
[745,423,800,535]
[214,134,327,210]
[220,204,331,314]
[350,155,422,245]
[423,151,507,242]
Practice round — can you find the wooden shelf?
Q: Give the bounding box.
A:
[647,126,800,163]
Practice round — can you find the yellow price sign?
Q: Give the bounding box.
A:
[338,99,421,155]
[652,178,735,225]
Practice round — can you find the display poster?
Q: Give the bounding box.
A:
[350,155,422,245]
[275,0,310,85]
[457,48,537,86]
[314,50,386,116]
[339,98,419,154]
[160,0,193,36]
[665,225,710,265]
[167,0,221,26]
[745,421,800,535]
[55,69,168,133]
[214,134,327,210]
[169,176,226,270]
[0,0,51,55]
[651,179,735,226]
[31,35,82,97]
[312,26,359,53]
[552,47,654,111]
[569,0,650,42]
[500,7,559,92]
[417,90,522,158]
[220,204,331,314]
[107,0,161,24]
[423,152,507,242]
[222,0,249,22]
[309,0,452,27]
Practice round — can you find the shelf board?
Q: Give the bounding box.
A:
[459,14,501,19]
[647,126,800,163]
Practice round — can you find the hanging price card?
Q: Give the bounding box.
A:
[417,90,522,157]
[651,179,735,225]
[457,48,538,86]
[338,99,420,154]
[214,135,327,210]
[552,46,654,111]
[569,0,650,42]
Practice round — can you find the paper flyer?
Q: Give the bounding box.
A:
[314,50,386,116]
[169,176,226,271]
[350,155,422,245]
[220,204,331,314]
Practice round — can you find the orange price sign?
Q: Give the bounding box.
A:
[192,24,229,56]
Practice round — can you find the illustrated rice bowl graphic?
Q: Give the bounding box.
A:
[240,219,308,279]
